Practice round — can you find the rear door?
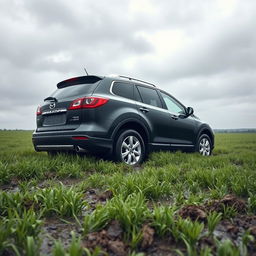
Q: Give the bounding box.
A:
[135,85,174,144]
[37,77,101,132]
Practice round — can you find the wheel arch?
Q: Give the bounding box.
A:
[197,126,215,148]
[111,119,150,153]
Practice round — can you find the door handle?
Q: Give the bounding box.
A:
[139,107,149,113]
[171,115,178,120]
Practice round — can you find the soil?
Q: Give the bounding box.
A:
[178,205,207,222]
[39,217,81,255]
[0,177,20,192]
[83,220,127,256]
[84,188,113,211]
[206,194,247,213]
[3,187,256,255]
[141,224,155,249]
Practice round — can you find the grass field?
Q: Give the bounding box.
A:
[0,131,256,256]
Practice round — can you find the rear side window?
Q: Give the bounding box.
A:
[137,86,162,108]
[51,82,99,99]
[134,86,142,102]
[112,82,134,100]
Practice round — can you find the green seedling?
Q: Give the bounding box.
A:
[216,239,240,256]
[52,239,66,256]
[10,209,42,250]
[178,218,204,256]
[129,227,143,250]
[222,205,237,219]
[128,252,145,256]
[67,231,84,256]
[239,230,254,256]
[35,185,86,218]
[0,217,19,256]
[199,247,213,256]
[207,211,222,236]
[25,236,40,256]
[248,192,256,214]
[83,204,111,234]
[151,205,176,238]
[108,192,149,238]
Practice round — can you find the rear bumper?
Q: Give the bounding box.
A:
[32,130,112,153]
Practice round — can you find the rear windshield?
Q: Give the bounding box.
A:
[50,82,99,99]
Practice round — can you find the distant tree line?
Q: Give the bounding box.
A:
[214,129,256,133]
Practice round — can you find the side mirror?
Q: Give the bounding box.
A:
[186,107,194,117]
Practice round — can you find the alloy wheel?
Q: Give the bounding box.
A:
[121,136,141,165]
[199,137,211,156]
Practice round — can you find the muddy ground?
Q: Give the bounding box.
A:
[40,193,256,255]
[2,182,256,255]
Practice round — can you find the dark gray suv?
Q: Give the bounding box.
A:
[33,75,214,165]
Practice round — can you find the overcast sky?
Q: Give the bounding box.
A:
[0,0,255,129]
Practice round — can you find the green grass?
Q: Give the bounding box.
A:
[0,131,256,255]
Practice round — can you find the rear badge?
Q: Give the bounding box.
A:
[49,102,56,109]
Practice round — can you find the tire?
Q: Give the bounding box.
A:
[115,129,145,166]
[196,134,212,156]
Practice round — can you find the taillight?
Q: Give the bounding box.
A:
[68,98,84,110]
[83,97,109,108]
[36,105,42,116]
[68,97,109,110]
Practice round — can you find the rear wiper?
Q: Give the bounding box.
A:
[44,96,58,102]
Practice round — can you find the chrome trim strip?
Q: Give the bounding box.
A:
[150,143,194,147]
[171,144,194,147]
[42,109,67,115]
[109,81,170,114]
[37,145,74,149]
[109,81,190,118]
[150,143,171,146]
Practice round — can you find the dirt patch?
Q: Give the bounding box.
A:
[0,177,20,192]
[141,224,155,249]
[39,217,80,255]
[144,237,182,256]
[58,177,83,186]
[83,220,126,256]
[106,220,123,239]
[178,205,207,222]
[84,189,113,211]
[207,194,246,214]
[22,198,41,211]
[98,189,114,201]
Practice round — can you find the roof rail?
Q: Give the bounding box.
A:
[118,75,156,87]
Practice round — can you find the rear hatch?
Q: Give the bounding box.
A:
[36,76,102,132]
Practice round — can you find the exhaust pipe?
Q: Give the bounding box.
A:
[75,146,87,153]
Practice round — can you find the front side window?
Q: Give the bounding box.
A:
[112,82,134,100]
[137,86,162,108]
[160,92,185,114]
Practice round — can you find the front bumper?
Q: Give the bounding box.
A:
[32,130,112,153]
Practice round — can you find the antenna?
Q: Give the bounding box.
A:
[83,67,89,76]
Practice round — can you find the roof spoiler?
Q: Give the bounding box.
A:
[57,75,102,89]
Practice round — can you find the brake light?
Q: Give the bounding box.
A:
[36,105,42,116]
[68,97,109,110]
[72,136,89,140]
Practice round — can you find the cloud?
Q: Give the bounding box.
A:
[0,0,255,129]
